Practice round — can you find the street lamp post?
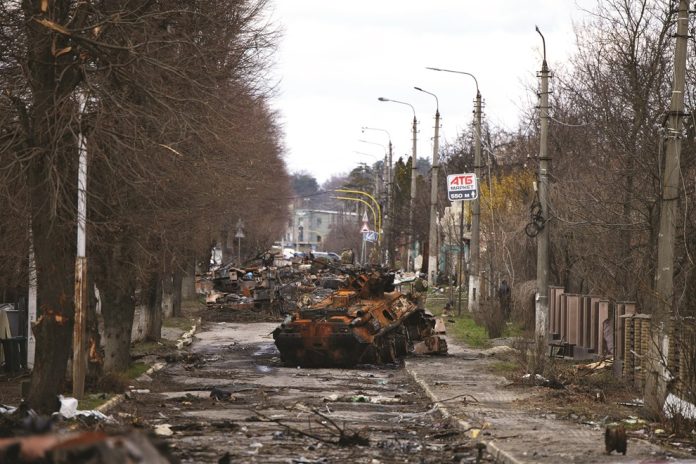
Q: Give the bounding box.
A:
[362,127,394,267]
[235,219,244,265]
[414,87,441,286]
[357,138,387,204]
[378,97,418,272]
[535,27,551,339]
[426,67,481,313]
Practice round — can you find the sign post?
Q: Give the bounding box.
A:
[235,219,245,265]
[447,173,477,315]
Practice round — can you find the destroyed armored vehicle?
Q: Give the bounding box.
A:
[273,270,447,367]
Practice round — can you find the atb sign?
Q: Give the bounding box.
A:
[447,173,478,201]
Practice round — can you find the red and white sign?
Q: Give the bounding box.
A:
[447,173,478,201]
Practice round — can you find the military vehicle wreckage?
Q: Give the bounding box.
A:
[273,269,447,367]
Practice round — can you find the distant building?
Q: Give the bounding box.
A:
[280,204,358,252]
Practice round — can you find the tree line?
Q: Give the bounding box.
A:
[437,0,696,330]
[0,0,289,412]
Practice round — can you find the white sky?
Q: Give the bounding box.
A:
[269,0,596,183]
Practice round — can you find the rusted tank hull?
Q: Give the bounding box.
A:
[273,322,372,367]
[273,276,447,367]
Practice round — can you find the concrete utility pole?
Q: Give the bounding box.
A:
[72,91,89,399]
[470,90,482,312]
[386,139,393,266]
[415,86,441,286]
[378,97,417,271]
[647,0,689,412]
[535,26,551,339]
[425,67,481,311]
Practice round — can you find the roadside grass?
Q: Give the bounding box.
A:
[82,361,151,408]
[489,360,520,377]
[78,393,114,410]
[426,291,526,348]
[131,338,177,358]
[447,312,492,348]
[126,362,150,379]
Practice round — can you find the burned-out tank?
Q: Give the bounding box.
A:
[273,270,447,367]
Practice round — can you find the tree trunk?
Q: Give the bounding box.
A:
[101,279,136,372]
[95,241,136,373]
[172,270,183,317]
[162,273,173,319]
[23,0,84,414]
[181,258,196,302]
[26,214,74,413]
[145,273,162,341]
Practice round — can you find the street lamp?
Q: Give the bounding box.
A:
[357,139,387,208]
[378,97,418,272]
[414,86,441,286]
[362,127,394,267]
[426,67,482,314]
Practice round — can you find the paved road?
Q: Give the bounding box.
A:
[113,321,485,463]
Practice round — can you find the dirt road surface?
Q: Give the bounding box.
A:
[112,320,486,463]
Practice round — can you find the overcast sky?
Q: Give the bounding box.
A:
[268,1,595,183]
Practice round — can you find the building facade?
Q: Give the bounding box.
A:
[281,206,358,252]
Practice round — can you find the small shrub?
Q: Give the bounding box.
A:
[513,336,555,379]
[511,280,536,331]
[479,299,505,339]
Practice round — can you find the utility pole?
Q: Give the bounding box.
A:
[535,26,551,339]
[72,92,88,399]
[409,114,418,272]
[386,139,393,267]
[647,0,689,412]
[469,90,482,312]
[377,98,417,271]
[415,86,441,286]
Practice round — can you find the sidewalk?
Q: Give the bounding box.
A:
[405,337,686,464]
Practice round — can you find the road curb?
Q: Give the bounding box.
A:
[97,318,199,414]
[405,363,524,464]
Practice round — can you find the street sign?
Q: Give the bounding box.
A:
[447,173,478,201]
[360,224,370,233]
[363,230,378,242]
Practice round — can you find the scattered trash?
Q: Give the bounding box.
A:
[576,359,613,371]
[154,424,174,437]
[618,398,644,407]
[58,396,78,419]
[291,457,328,464]
[210,387,234,401]
[663,393,696,420]
[323,394,402,404]
[481,345,518,357]
[622,416,646,426]
[521,373,564,389]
